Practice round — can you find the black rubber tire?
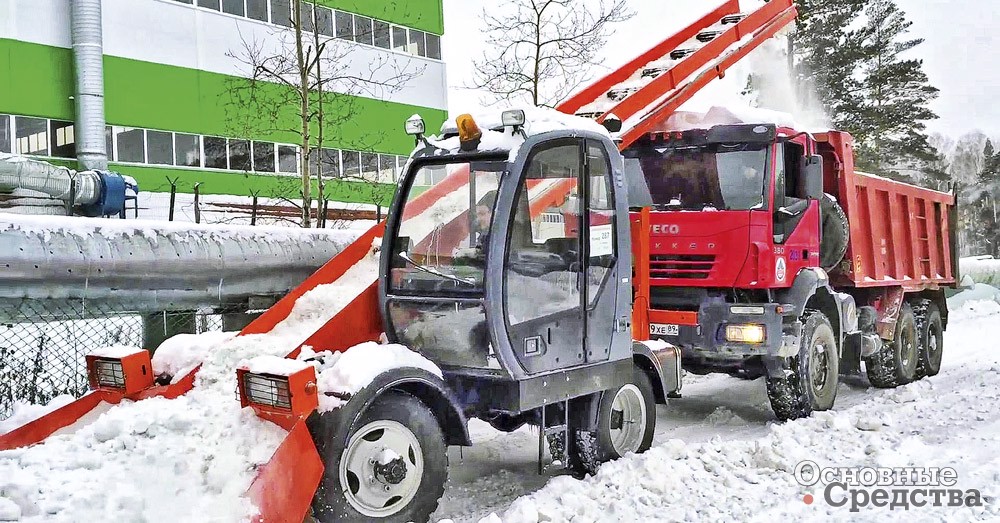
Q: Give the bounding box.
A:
[766,312,840,421]
[570,367,656,475]
[916,302,944,378]
[820,193,850,271]
[311,391,448,523]
[866,302,919,388]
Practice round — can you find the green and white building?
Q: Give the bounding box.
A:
[0,0,447,215]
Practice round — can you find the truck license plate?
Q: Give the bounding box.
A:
[650,323,680,336]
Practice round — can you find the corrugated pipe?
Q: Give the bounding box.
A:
[72,0,108,171]
[0,153,102,205]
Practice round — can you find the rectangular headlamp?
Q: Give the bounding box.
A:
[237,358,319,430]
[725,324,766,344]
[85,348,155,395]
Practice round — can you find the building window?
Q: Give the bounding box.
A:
[341,150,360,178]
[354,16,373,45]
[319,148,340,177]
[335,10,353,40]
[408,30,426,57]
[204,136,228,169]
[221,0,244,16]
[316,6,334,37]
[253,141,275,172]
[300,2,314,33]
[361,152,378,181]
[49,120,75,159]
[278,145,298,173]
[229,139,252,171]
[426,34,441,60]
[373,21,390,49]
[146,130,174,165]
[175,133,201,167]
[0,115,10,154]
[114,127,145,163]
[246,0,268,22]
[105,126,114,162]
[391,26,407,53]
[197,0,220,11]
[15,117,48,156]
[271,0,291,27]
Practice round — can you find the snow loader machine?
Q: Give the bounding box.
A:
[0,1,811,521]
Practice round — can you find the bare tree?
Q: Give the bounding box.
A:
[227,2,423,227]
[470,0,633,108]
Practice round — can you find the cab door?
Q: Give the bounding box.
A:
[503,138,622,374]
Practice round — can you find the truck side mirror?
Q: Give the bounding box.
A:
[801,154,824,200]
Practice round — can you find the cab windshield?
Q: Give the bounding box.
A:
[636,142,769,211]
[389,159,506,293]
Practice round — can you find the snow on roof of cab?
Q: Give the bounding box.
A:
[663,105,801,132]
[426,106,612,155]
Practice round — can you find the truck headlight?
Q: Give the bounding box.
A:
[242,373,292,409]
[85,348,154,395]
[725,324,766,344]
[237,358,319,430]
[93,358,126,389]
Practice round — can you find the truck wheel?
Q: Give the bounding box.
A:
[766,312,839,421]
[312,391,448,523]
[915,302,944,378]
[570,368,655,475]
[866,302,918,388]
[820,194,850,271]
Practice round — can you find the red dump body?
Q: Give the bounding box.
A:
[816,131,958,289]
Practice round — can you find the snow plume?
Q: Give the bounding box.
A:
[679,2,830,133]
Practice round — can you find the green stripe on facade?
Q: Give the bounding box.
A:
[313,0,444,35]
[0,39,443,203]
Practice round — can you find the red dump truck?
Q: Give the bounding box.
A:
[628,124,958,419]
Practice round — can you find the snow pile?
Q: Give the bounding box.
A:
[0,240,385,520]
[87,346,146,359]
[474,300,1000,522]
[960,256,1000,287]
[663,105,799,132]
[152,331,238,380]
[0,396,75,436]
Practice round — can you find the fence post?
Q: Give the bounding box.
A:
[193,182,202,224]
[167,176,179,222]
[250,189,259,226]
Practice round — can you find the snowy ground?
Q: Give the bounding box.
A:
[433,297,1000,522]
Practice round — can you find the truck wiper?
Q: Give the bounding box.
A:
[399,251,476,286]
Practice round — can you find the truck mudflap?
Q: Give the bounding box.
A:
[632,340,682,400]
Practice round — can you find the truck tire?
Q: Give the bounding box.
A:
[312,391,448,523]
[865,302,918,388]
[915,302,944,378]
[570,368,656,475]
[765,311,839,421]
[820,194,850,271]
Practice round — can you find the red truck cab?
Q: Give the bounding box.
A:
[626,123,956,420]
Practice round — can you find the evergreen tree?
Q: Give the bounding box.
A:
[972,140,1000,256]
[850,0,940,179]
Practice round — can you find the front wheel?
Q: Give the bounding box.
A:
[570,367,656,475]
[312,391,448,523]
[766,312,839,421]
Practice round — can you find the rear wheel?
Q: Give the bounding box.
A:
[312,391,447,523]
[766,312,839,421]
[570,367,656,475]
[916,302,944,378]
[866,302,918,388]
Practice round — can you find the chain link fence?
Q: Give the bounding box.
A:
[0,300,250,419]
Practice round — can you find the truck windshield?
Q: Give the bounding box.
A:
[390,159,506,293]
[637,143,769,210]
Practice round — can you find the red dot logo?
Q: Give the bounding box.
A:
[803,494,814,505]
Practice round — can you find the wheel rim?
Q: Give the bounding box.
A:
[900,323,916,368]
[608,384,647,456]
[928,324,942,364]
[811,341,830,392]
[340,420,423,518]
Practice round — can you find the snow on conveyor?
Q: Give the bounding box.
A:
[0,248,381,522]
[436,298,1000,523]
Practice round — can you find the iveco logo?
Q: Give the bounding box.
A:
[651,224,680,235]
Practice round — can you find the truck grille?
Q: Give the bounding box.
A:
[649,254,715,279]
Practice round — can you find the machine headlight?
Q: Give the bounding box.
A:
[405,114,426,136]
[501,109,526,127]
[725,324,766,344]
[242,372,292,410]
